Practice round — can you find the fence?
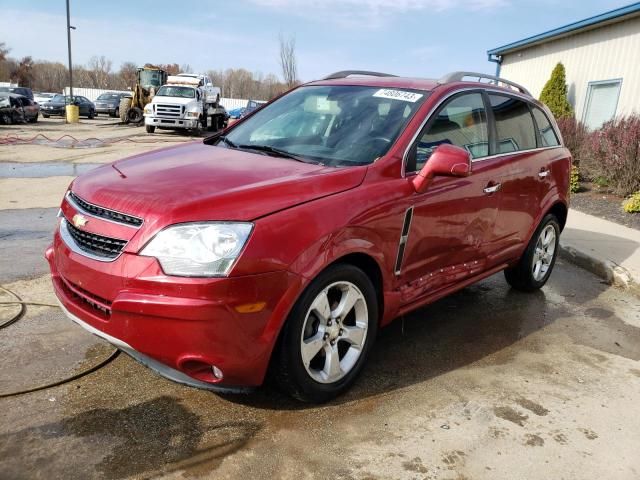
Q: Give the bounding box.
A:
[63,86,251,111]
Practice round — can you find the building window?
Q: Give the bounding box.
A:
[582,79,622,130]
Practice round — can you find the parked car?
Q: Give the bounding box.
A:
[0,93,39,124]
[46,70,571,403]
[228,107,246,119]
[0,86,34,100]
[41,94,96,118]
[94,92,130,117]
[34,92,57,104]
[240,99,265,118]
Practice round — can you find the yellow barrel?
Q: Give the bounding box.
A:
[65,105,79,123]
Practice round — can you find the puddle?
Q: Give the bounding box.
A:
[0,162,99,178]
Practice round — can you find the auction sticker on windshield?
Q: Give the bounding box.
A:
[373,89,423,103]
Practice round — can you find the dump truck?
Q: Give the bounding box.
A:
[143,74,226,134]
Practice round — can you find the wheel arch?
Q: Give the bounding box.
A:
[547,201,568,231]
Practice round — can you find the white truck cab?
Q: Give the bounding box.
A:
[144,74,226,134]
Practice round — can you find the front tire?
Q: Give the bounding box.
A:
[504,214,560,291]
[275,264,378,403]
[145,125,155,134]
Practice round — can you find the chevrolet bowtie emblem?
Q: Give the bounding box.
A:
[72,214,88,228]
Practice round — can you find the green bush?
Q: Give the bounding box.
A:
[570,165,580,193]
[623,192,640,213]
[540,63,574,119]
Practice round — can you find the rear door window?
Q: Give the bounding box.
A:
[488,94,536,153]
[413,92,489,171]
[531,107,560,147]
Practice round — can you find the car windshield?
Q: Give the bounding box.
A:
[52,94,65,102]
[156,86,195,98]
[220,85,427,167]
[97,93,120,100]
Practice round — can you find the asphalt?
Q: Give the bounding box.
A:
[1,118,640,479]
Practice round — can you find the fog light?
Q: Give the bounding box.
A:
[212,365,223,380]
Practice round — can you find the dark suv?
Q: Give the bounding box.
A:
[94,92,129,117]
[47,71,571,402]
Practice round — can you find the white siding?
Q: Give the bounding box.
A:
[499,15,640,121]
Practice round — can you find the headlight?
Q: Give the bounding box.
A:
[140,223,253,277]
[185,111,199,118]
[144,105,153,114]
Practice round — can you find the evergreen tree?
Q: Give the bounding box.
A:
[539,63,574,119]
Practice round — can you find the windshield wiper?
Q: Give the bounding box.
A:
[236,144,322,165]
[218,136,237,148]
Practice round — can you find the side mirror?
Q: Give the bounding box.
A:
[411,144,471,194]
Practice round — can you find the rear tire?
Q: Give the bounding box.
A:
[119,97,132,123]
[275,264,378,403]
[145,125,155,134]
[504,214,560,292]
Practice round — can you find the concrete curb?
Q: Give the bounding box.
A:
[559,241,639,295]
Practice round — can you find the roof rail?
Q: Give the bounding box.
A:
[438,71,531,96]
[323,70,397,80]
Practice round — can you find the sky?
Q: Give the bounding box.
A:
[0,0,633,82]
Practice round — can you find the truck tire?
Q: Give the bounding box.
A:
[119,97,131,123]
[127,107,144,124]
[145,125,155,134]
[201,108,208,130]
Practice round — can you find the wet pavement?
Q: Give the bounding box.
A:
[1,118,639,479]
[1,261,639,479]
[0,162,98,178]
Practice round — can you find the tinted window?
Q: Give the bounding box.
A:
[488,94,536,153]
[532,107,560,147]
[413,92,488,171]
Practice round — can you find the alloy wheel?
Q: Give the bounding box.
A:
[532,224,556,281]
[300,281,369,384]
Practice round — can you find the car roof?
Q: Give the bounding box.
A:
[306,70,534,99]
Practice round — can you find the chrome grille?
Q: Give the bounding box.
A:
[63,219,127,259]
[155,103,183,118]
[68,191,143,227]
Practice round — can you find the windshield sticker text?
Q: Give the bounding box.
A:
[373,89,423,103]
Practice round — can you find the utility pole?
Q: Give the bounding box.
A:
[65,0,76,122]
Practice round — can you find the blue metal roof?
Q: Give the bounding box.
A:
[488,2,640,56]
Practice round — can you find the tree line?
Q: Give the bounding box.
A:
[0,39,298,101]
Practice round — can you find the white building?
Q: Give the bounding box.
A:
[488,2,640,129]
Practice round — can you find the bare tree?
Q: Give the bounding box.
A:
[279,33,298,88]
[118,61,138,90]
[87,55,112,88]
[0,42,9,62]
[11,56,34,87]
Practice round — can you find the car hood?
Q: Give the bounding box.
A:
[70,141,367,235]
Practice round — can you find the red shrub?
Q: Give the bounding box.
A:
[583,116,640,196]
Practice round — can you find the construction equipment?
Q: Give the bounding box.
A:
[119,65,168,124]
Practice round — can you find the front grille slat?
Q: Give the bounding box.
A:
[65,220,127,259]
[69,191,143,227]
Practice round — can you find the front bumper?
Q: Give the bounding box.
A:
[41,107,65,116]
[46,227,302,389]
[145,115,199,129]
[95,106,116,114]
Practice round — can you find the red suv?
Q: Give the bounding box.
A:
[46,71,571,402]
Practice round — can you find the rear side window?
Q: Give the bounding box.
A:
[532,107,560,147]
[488,94,536,153]
[413,92,488,171]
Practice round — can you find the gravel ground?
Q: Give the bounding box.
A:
[571,185,640,230]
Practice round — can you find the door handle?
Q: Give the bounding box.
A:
[483,183,501,194]
[538,168,550,178]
